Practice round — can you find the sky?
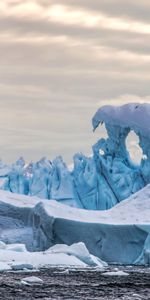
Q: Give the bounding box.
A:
[0,0,150,164]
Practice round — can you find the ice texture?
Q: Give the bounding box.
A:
[0,235,106,269]
[0,187,149,265]
[0,103,149,210]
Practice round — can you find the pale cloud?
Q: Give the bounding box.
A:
[47,4,150,35]
[0,0,150,163]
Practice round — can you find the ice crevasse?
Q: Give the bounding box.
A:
[0,102,150,210]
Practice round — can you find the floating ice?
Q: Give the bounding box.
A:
[0,185,149,265]
[21,276,43,284]
[102,270,129,276]
[48,242,107,268]
[0,239,106,269]
[0,103,149,211]
[0,103,149,267]
[11,263,33,271]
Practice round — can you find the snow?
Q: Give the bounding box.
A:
[47,242,107,267]
[0,103,149,211]
[0,185,149,265]
[0,240,107,271]
[0,103,149,267]
[92,103,150,138]
[0,262,11,271]
[0,249,86,270]
[6,244,27,252]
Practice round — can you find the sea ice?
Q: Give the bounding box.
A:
[102,270,129,276]
[48,242,107,268]
[21,276,43,284]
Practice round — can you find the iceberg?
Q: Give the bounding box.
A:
[0,235,106,269]
[0,185,149,265]
[0,103,149,267]
[0,103,149,211]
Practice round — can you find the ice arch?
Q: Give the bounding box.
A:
[126,131,143,165]
[0,103,150,211]
[92,103,150,205]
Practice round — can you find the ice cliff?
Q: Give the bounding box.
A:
[0,186,149,265]
[0,103,149,210]
[0,102,150,266]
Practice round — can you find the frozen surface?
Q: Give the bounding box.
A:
[21,276,43,284]
[0,186,149,265]
[0,103,149,267]
[102,270,129,276]
[0,240,107,271]
[0,103,149,211]
[92,103,150,137]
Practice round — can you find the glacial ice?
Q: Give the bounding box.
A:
[0,235,106,270]
[102,271,129,276]
[0,102,149,267]
[21,276,43,284]
[0,184,149,265]
[0,103,149,211]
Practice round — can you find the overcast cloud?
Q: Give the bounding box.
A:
[0,0,150,163]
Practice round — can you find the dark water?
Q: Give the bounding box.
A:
[0,266,150,300]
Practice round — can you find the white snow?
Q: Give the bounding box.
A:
[0,262,11,271]
[92,103,150,137]
[6,244,27,252]
[0,185,150,225]
[0,241,107,271]
[0,185,149,266]
[47,242,107,267]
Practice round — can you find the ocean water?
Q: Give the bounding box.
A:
[0,266,150,299]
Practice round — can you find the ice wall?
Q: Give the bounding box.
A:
[0,186,150,265]
[0,103,150,210]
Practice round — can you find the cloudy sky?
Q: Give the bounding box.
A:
[0,0,150,164]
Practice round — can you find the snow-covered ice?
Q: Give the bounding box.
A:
[47,242,107,267]
[0,182,149,265]
[0,103,149,211]
[0,262,11,271]
[0,103,149,268]
[0,238,107,271]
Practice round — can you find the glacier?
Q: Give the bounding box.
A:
[0,103,149,210]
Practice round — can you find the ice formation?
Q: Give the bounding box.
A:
[0,186,149,265]
[0,103,149,210]
[0,238,106,270]
[0,102,149,267]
